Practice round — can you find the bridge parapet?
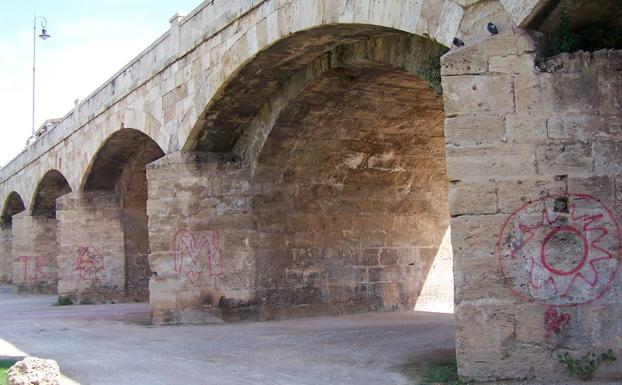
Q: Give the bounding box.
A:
[0,0,264,184]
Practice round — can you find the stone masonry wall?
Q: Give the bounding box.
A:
[119,141,165,302]
[10,213,58,293]
[147,152,255,324]
[0,226,12,283]
[56,191,126,303]
[147,55,454,323]
[252,65,450,319]
[443,29,622,382]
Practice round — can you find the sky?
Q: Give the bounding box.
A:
[0,0,203,166]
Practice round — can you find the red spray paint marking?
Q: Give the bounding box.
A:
[73,245,105,282]
[16,256,49,283]
[544,308,570,337]
[498,194,621,307]
[172,230,223,284]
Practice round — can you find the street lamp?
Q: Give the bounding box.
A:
[32,14,51,136]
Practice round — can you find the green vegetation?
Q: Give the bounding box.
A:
[420,359,472,385]
[549,9,622,56]
[0,360,16,385]
[55,296,73,306]
[417,54,447,95]
[400,355,472,385]
[558,349,617,380]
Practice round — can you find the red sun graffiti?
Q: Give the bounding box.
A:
[499,194,621,307]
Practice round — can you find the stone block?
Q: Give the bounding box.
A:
[505,113,547,141]
[443,74,514,115]
[448,180,497,216]
[454,256,513,303]
[552,72,599,114]
[497,178,566,213]
[446,143,536,181]
[8,357,60,385]
[489,53,535,74]
[568,176,615,206]
[536,141,594,176]
[593,141,622,177]
[450,214,505,257]
[445,115,505,144]
[514,72,554,114]
[547,114,606,143]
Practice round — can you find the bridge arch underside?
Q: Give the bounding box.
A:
[8,170,73,293]
[32,170,71,218]
[1,192,25,227]
[0,192,25,283]
[149,29,452,323]
[56,128,164,303]
[250,63,451,318]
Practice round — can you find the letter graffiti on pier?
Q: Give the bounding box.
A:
[498,194,621,337]
[73,245,105,282]
[16,256,49,283]
[173,230,223,284]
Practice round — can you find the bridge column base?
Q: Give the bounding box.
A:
[56,191,126,303]
[147,152,256,324]
[0,225,13,283]
[11,213,58,293]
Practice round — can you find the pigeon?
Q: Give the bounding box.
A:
[453,37,465,47]
[487,22,499,35]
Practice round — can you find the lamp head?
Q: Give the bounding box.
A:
[38,28,50,40]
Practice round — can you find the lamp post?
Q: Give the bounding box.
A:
[32,14,51,136]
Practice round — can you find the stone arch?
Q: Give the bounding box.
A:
[0,191,25,283]
[175,0,524,152]
[59,128,165,302]
[71,109,165,193]
[1,192,25,227]
[81,128,165,192]
[31,170,72,218]
[167,25,454,319]
[182,27,448,154]
[85,127,165,301]
[248,49,451,317]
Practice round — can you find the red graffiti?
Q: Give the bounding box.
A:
[173,230,223,284]
[16,256,49,283]
[73,245,105,282]
[544,308,570,337]
[499,194,621,307]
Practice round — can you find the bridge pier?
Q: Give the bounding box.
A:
[56,191,126,303]
[0,0,620,381]
[147,152,255,324]
[0,224,12,283]
[10,213,58,293]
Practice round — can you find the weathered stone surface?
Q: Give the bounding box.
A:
[445,115,505,145]
[443,74,514,115]
[56,192,126,303]
[499,0,548,27]
[11,214,58,293]
[448,181,497,216]
[505,113,547,141]
[489,53,535,74]
[148,58,453,323]
[7,357,60,385]
[0,1,620,384]
[443,25,622,382]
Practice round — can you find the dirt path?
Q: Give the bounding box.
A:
[0,286,454,385]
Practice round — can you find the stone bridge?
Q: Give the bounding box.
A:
[1,0,621,382]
